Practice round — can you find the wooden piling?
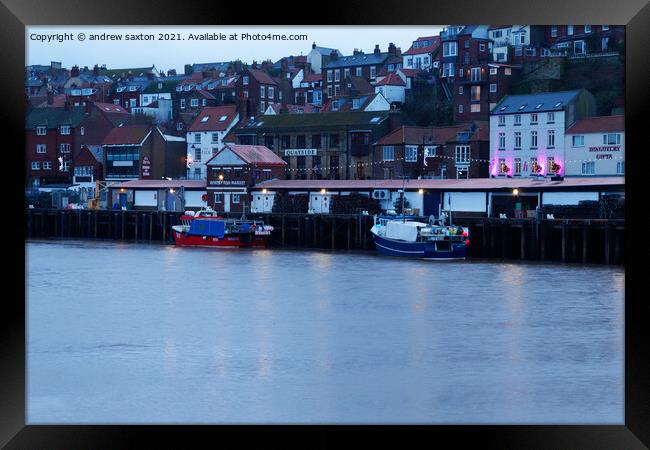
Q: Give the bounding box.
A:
[520,225,526,260]
[604,224,611,265]
[121,211,126,240]
[347,218,352,250]
[331,217,336,249]
[582,225,588,263]
[281,214,286,246]
[561,222,567,263]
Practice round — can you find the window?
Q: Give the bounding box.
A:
[480,43,486,51]
[281,135,291,148]
[514,132,522,149]
[334,85,340,96]
[568,25,574,35]
[459,67,464,78]
[514,114,521,125]
[356,67,362,77]
[36,144,46,153]
[505,68,511,75]
[329,134,339,148]
[405,145,418,162]
[194,133,201,143]
[617,161,625,174]
[424,146,437,157]
[60,125,71,135]
[80,126,85,136]
[268,87,274,99]
[551,26,558,37]
[471,67,480,81]
[60,143,70,153]
[31,161,41,170]
[191,98,199,107]
[243,76,249,85]
[464,40,470,49]
[334,69,340,82]
[498,158,507,174]
[490,83,497,93]
[470,104,481,113]
[260,101,265,113]
[344,68,350,78]
[177,122,183,131]
[214,193,223,203]
[498,115,506,126]
[515,47,523,57]
[602,25,609,31]
[585,25,592,33]
[443,41,457,57]
[471,85,481,101]
[604,133,621,145]
[370,66,376,79]
[194,148,201,161]
[43,161,52,170]
[514,158,521,175]
[455,145,470,163]
[459,86,464,95]
[326,86,332,97]
[531,131,538,148]
[572,135,585,147]
[547,157,556,173]
[525,48,536,56]
[490,67,497,75]
[458,104,463,113]
[180,98,186,109]
[498,132,506,150]
[442,63,455,77]
[547,111,555,123]
[212,133,219,143]
[574,41,585,55]
[327,70,333,82]
[547,129,555,148]
[232,194,241,204]
[530,113,538,124]
[243,90,248,98]
[581,161,595,175]
[383,146,395,161]
[158,82,163,89]
[129,86,137,92]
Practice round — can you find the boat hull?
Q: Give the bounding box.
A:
[173,231,267,248]
[372,233,467,260]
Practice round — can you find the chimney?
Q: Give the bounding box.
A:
[312,42,316,50]
[64,100,71,111]
[93,64,99,76]
[167,69,177,76]
[71,65,80,77]
[353,48,361,55]
[330,50,338,60]
[374,44,380,55]
[46,88,54,105]
[388,43,397,55]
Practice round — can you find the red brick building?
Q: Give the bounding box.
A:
[205,144,286,212]
[235,68,279,119]
[372,122,490,179]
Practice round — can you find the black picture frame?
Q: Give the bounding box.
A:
[4,0,649,447]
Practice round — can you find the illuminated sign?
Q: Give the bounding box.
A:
[589,146,621,152]
[141,156,151,177]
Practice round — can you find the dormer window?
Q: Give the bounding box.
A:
[554,102,562,108]
[219,115,228,122]
[60,125,71,135]
[201,116,209,123]
[535,103,543,109]
[518,104,526,110]
[116,87,126,93]
[36,126,47,136]
[128,86,137,92]
[243,76,249,85]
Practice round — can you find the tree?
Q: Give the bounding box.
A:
[401,78,454,126]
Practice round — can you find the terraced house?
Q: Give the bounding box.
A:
[234,110,398,180]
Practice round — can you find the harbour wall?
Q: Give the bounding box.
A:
[24,208,624,265]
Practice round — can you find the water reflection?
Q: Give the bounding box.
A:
[26,240,624,424]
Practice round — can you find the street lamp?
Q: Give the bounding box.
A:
[513,188,519,196]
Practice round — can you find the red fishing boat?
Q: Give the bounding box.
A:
[171,207,273,248]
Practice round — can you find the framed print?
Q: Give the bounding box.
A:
[4,0,650,446]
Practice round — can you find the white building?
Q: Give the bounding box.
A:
[564,115,624,176]
[402,36,439,70]
[489,89,596,178]
[186,105,239,179]
[131,98,173,124]
[374,73,406,104]
[307,44,342,74]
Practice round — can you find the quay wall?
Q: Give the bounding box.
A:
[24,208,624,265]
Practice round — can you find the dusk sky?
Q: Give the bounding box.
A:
[27,26,445,73]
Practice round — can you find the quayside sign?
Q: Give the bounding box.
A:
[284,149,317,157]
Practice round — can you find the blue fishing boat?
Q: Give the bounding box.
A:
[370,214,470,260]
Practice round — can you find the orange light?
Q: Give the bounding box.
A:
[119,188,125,193]
[465,239,470,245]
[218,174,224,181]
[320,188,326,194]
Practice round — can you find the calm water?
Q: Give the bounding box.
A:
[26,239,624,424]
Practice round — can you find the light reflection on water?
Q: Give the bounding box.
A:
[26,240,624,424]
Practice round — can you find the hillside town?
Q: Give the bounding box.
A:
[25,25,625,214]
